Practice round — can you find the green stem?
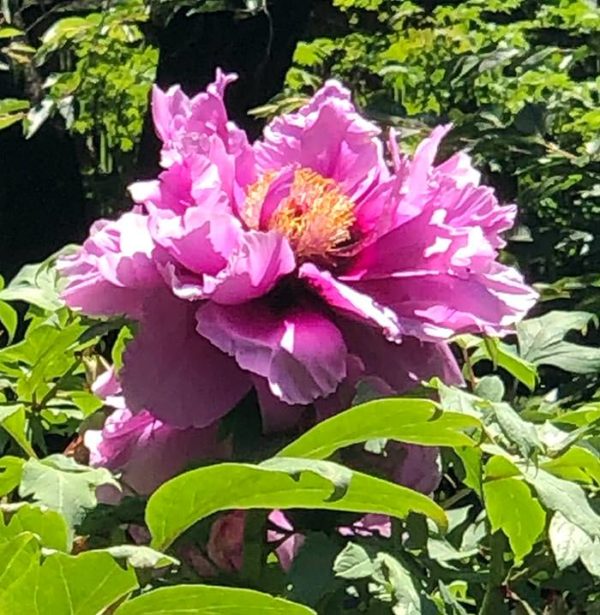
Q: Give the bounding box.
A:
[480,531,509,615]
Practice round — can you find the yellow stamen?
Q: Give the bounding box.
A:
[244,168,355,260]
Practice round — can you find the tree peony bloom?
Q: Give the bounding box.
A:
[61,70,536,429]
[84,368,228,495]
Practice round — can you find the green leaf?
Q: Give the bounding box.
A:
[0,533,39,597]
[333,542,375,579]
[542,446,600,485]
[0,456,24,495]
[277,398,480,459]
[470,336,537,390]
[483,476,545,561]
[491,402,543,458]
[0,405,37,458]
[114,585,316,614]
[112,325,134,369]
[147,460,448,550]
[0,301,17,344]
[102,545,179,570]
[549,512,600,577]
[0,252,70,311]
[19,454,119,530]
[519,464,600,538]
[287,532,342,606]
[517,311,600,373]
[1,549,138,614]
[1,504,70,551]
[474,375,505,402]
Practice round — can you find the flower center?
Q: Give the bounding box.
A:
[244,168,356,261]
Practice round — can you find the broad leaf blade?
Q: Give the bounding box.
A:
[277,398,480,459]
[147,460,447,550]
[115,585,316,614]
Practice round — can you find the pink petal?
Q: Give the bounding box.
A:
[340,319,462,392]
[299,263,401,340]
[196,302,348,405]
[120,292,251,428]
[254,80,388,199]
[85,407,227,495]
[58,213,162,319]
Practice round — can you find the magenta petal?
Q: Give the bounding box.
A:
[254,80,388,197]
[196,302,348,405]
[299,263,401,340]
[120,292,251,428]
[203,231,296,305]
[58,213,162,319]
[85,408,227,495]
[340,319,462,392]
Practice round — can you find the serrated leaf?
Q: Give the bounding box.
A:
[483,476,545,561]
[146,460,447,550]
[19,454,119,531]
[114,585,316,614]
[277,398,480,460]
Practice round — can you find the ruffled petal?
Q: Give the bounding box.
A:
[58,213,162,319]
[339,319,462,392]
[196,302,348,405]
[299,263,401,340]
[120,292,251,428]
[85,408,227,495]
[254,80,388,200]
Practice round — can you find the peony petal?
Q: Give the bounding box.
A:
[254,80,388,199]
[339,319,462,392]
[120,292,251,428]
[58,213,162,319]
[196,302,348,405]
[299,263,401,340]
[351,265,537,340]
[201,231,296,305]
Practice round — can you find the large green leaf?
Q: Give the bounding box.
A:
[0,533,39,597]
[0,504,70,551]
[549,512,600,576]
[483,476,545,561]
[114,585,316,615]
[147,460,447,550]
[519,464,600,538]
[0,545,138,614]
[517,311,600,373]
[277,398,480,459]
[19,455,119,530]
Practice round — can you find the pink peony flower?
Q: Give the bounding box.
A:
[61,70,536,429]
[84,368,228,495]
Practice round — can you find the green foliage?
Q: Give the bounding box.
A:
[281,0,600,278]
[0,254,598,612]
[114,585,316,615]
[147,458,447,550]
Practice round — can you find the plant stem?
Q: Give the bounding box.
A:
[480,531,509,615]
